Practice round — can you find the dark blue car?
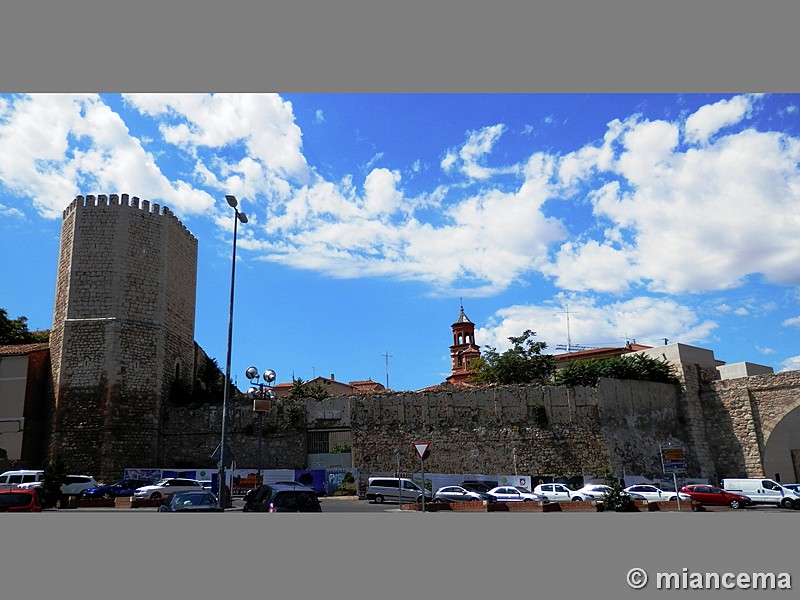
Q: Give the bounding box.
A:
[79,479,153,499]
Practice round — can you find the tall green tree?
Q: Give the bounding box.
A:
[0,308,49,344]
[470,329,555,385]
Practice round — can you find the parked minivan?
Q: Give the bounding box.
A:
[722,478,800,508]
[366,477,432,504]
[0,470,44,489]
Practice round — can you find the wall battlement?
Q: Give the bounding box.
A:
[63,194,196,241]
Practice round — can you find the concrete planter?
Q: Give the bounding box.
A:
[76,497,116,508]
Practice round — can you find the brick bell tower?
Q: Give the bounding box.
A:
[446,304,481,385]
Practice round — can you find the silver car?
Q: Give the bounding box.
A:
[623,484,678,502]
[133,478,204,500]
[487,486,546,503]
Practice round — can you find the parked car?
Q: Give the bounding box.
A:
[366,477,432,504]
[722,478,800,508]
[533,483,589,502]
[18,474,99,497]
[433,485,494,503]
[783,483,800,494]
[79,478,154,499]
[623,484,678,502]
[133,478,204,500]
[459,480,498,494]
[487,486,546,503]
[0,488,43,512]
[242,483,322,512]
[574,484,614,499]
[157,490,224,512]
[0,470,44,489]
[679,484,752,509]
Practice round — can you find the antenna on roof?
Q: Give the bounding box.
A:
[382,350,393,389]
[556,303,576,352]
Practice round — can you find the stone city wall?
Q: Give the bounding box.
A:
[350,379,692,480]
[701,369,800,478]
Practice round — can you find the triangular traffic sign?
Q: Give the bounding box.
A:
[413,442,430,460]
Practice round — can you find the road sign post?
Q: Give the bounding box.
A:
[414,443,430,512]
[660,444,686,511]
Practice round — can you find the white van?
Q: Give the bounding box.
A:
[0,470,44,489]
[366,477,432,504]
[722,478,800,508]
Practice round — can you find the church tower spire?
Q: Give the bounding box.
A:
[446,303,481,385]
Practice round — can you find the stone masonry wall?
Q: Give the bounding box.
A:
[160,397,307,471]
[350,379,693,480]
[50,195,197,482]
[701,369,800,478]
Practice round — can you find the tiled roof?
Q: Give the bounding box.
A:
[0,342,50,357]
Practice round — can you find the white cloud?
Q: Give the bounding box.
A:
[315,109,325,123]
[123,93,310,184]
[0,94,216,219]
[783,316,800,328]
[780,355,800,372]
[685,95,753,145]
[476,296,717,353]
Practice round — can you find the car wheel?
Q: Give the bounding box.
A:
[780,498,794,509]
[572,497,582,501]
[523,499,532,502]
[150,492,162,500]
[374,494,384,504]
[729,499,742,509]
[668,496,677,501]
[433,498,444,503]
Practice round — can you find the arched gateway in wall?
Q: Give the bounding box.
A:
[707,370,800,481]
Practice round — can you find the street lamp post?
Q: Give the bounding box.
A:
[247,366,276,483]
[218,195,248,510]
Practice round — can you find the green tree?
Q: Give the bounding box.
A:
[288,377,328,401]
[0,308,49,344]
[598,466,637,512]
[470,329,555,385]
[288,377,307,399]
[555,353,679,387]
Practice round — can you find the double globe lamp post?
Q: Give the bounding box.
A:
[246,367,277,483]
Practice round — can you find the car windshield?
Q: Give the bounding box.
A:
[153,479,170,486]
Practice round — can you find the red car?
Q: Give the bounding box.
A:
[0,488,43,512]
[679,484,751,509]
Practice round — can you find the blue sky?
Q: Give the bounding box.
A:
[1,93,799,391]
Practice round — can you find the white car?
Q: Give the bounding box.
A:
[533,483,590,502]
[623,484,678,502]
[18,474,98,496]
[574,484,614,499]
[487,486,546,503]
[133,478,204,500]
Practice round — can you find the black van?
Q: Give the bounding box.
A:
[242,483,322,512]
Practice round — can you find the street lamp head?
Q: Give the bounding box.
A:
[245,366,259,380]
[263,369,276,383]
[225,195,238,208]
[247,386,260,397]
[237,211,248,224]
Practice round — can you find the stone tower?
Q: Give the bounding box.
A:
[446,305,481,385]
[49,194,198,481]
